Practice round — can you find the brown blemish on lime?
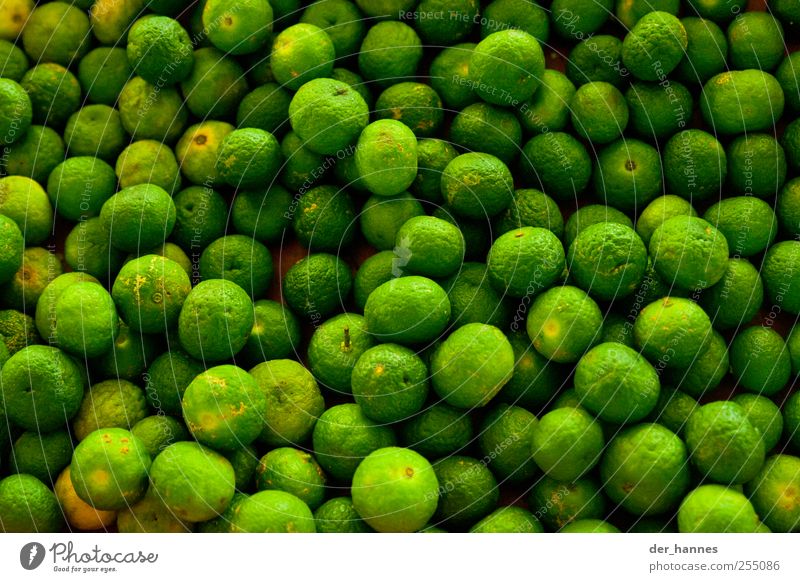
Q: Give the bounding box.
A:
[405,467,414,478]
[625,160,636,171]
[194,134,207,145]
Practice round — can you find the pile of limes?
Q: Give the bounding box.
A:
[0,0,799,534]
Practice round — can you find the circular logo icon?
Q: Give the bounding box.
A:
[20,542,46,570]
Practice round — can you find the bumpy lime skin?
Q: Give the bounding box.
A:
[700,70,785,135]
[355,119,418,197]
[622,11,688,82]
[177,279,255,363]
[127,16,194,86]
[469,29,545,106]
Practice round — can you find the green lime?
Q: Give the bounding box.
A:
[431,323,514,409]
[175,121,235,185]
[675,17,728,84]
[636,195,698,247]
[649,216,729,291]
[200,235,274,298]
[10,429,73,484]
[240,300,301,365]
[119,76,188,144]
[622,11,687,81]
[1,345,84,432]
[314,497,373,533]
[116,140,181,195]
[528,475,606,530]
[433,455,498,528]
[292,185,356,252]
[300,0,365,60]
[255,447,326,510]
[145,348,205,415]
[777,52,800,113]
[22,2,90,66]
[677,485,760,533]
[1,246,62,311]
[282,253,352,321]
[762,241,800,315]
[0,176,53,245]
[216,128,282,189]
[232,490,315,532]
[593,138,663,211]
[633,297,713,369]
[669,330,729,397]
[470,506,544,533]
[72,379,148,442]
[570,81,629,144]
[601,423,689,516]
[127,16,193,85]
[182,365,265,451]
[312,403,396,483]
[487,227,565,299]
[358,21,422,87]
[575,342,661,424]
[727,12,784,70]
[496,189,564,239]
[78,47,132,106]
[531,407,603,481]
[394,215,465,279]
[700,70,785,135]
[288,77,369,155]
[401,402,473,459]
[70,428,151,511]
[180,48,249,119]
[178,279,255,362]
[150,441,235,522]
[237,83,291,138]
[351,343,429,424]
[117,492,192,533]
[778,178,800,237]
[526,285,603,364]
[351,446,439,533]
[747,454,800,533]
[552,0,612,37]
[625,80,693,141]
[730,326,791,396]
[353,251,396,311]
[63,218,124,281]
[566,35,626,88]
[686,401,765,484]
[477,404,538,483]
[131,415,190,459]
[271,23,334,91]
[0,215,23,286]
[355,119,418,197]
[430,43,478,110]
[450,102,521,165]
[364,276,450,345]
[2,125,64,184]
[100,184,177,253]
[441,152,514,220]
[112,254,191,334]
[442,262,509,330]
[203,0,273,55]
[564,204,633,248]
[519,133,592,202]
[700,259,764,331]
[308,312,375,394]
[647,387,697,436]
[498,331,566,410]
[732,394,784,454]
[469,29,544,106]
[360,193,424,252]
[376,82,444,138]
[560,519,620,533]
[64,104,126,162]
[231,186,292,244]
[0,474,64,532]
[249,359,325,447]
[519,69,575,134]
[568,222,647,301]
[0,39,28,81]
